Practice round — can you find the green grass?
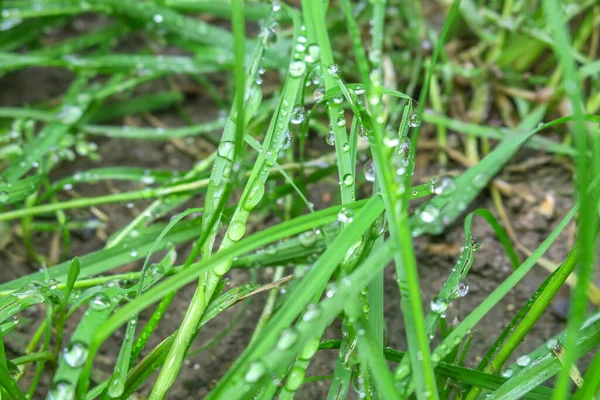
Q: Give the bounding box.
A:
[0,0,598,399]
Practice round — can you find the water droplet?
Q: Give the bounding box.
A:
[282,130,294,150]
[228,220,246,241]
[313,87,325,103]
[299,231,317,247]
[342,142,350,152]
[90,293,110,310]
[326,132,335,146]
[455,280,469,298]
[302,304,322,321]
[435,177,456,195]
[337,207,354,223]
[217,141,235,161]
[260,26,277,47]
[63,341,88,368]
[431,352,441,362]
[289,60,307,77]
[342,173,354,186]
[364,160,376,182]
[471,237,482,251]
[0,191,9,203]
[301,336,321,359]
[290,106,305,125]
[420,205,440,223]
[333,95,343,104]
[516,355,531,367]
[336,116,346,127]
[358,124,369,141]
[153,14,163,23]
[327,63,341,79]
[48,381,74,400]
[243,182,265,211]
[501,369,513,378]
[129,249,138,258]
[305,44,320,64]
[409,111,421,127]
[108,377,125,398]
[430,296,448,313]
[277,329,298,350]
[272,0,281,12]
[473,172,487,188]
[245,361,266,383]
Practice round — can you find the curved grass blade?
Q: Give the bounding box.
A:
[82,119,225,140]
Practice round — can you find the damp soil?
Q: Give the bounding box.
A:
[0,26,594,400]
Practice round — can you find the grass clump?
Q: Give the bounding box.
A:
[0,0,599,399]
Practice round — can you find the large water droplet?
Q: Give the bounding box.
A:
[228,220,246,241]
[259,27,277,47]
[58,105,83,124]
[455,280,469,298]
[420,205,440,223]
[290,106,305,125]
[90,293,110,310]
[217,141,235,161]
[364,160,376,182]
[327,63,341,79]
[326,132,335,146]
[501,369,513,378]
[430,296,448,314]
[336,116,346,127]
[435,176,456,195]
[337,207,354,223]
[471,237,482,251]
[409,111,421,127]
[305,44,321,64]
[48,381,75,400]
[299,231,317,247]
[516,355,531,367]
[313,87,325,103]
[245,361,266,383]
[289,60,307,78]
[63,341,89,368]
[302,304,322,322]
[243,182,265,211]
[342,173,354,186]
[281,130,294,150]
[277,328,298,350]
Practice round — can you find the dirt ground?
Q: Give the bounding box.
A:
[0,23,592,400]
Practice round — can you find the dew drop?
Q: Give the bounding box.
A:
[455,280,469,298]
[305,44,321,64]
[277,329,298,350]
[228,220,246,241]
[289,60,307,78]
[63,341,88,368]
[0,191,9,203]
[501,369,513,378]
[90,293,110,310]
[409,111,421,127]
[336,116,346,127]
[364,160,376,182]
[299,231,317,247]
[342,173,354,186]
[313,87,325,103]
[48,381,75,400]
[430,296,448,314]
[302,304,322,321]
[337,207,354,223]
[471,237,482,251]
[153,14,164,23]
[327,63,341,79]
[420,205,440,223]
[245,361,266,383]
[281,130,294,150]
[129,249,138,258]
[290,106,305,125]
[326,132,335,146]
[516,355,531,367]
